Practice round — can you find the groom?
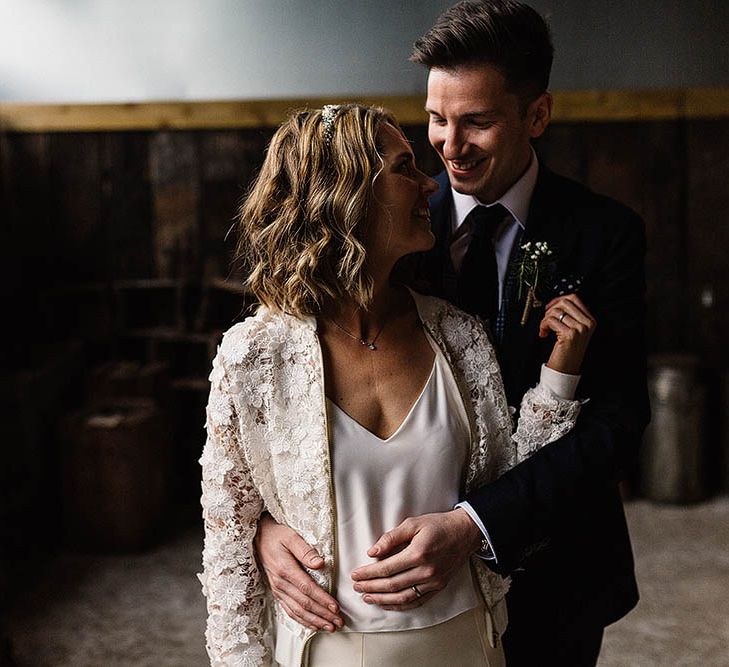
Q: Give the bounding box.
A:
[255,1,650,664]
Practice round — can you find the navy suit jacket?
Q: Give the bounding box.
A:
[420,166,650,629]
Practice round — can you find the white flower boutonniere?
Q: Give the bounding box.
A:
[516,241,554,326]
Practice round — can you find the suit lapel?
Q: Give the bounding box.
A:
[499,166,580,405]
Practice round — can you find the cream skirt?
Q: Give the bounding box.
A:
[300,606,506,667]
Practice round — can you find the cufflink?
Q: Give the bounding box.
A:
[479,538,496,560]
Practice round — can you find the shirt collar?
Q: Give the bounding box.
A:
[451,147,539,232]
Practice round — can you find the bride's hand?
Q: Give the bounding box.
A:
[539,293,596,375]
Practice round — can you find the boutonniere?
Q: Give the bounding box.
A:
[515,240,555,326]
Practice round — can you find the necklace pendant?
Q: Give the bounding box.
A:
[327,315,385,351]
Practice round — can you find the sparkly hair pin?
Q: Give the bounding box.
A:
[321,104,340,145]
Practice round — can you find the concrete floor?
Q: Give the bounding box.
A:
[5,498,729,666]
[600,498,729,666]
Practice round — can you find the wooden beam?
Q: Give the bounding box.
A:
[1,88,727,133]
[0,96,430,133]
[684,87,729,119]
[551,89,686,122]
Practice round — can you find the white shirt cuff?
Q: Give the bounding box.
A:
[454,501,498,562]
[540,363,580,400]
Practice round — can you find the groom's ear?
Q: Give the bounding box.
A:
[527,92,552,139]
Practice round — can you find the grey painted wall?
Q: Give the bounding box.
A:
[1,0,727,103]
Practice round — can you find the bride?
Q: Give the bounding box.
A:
[199,103,593,666]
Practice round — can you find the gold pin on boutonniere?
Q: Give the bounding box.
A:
[516,241,554,326]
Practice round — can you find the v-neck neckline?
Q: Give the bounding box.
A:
[326,356,437,444]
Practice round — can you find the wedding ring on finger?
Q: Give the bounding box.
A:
[559,312,567,323]
[412,585,423,598]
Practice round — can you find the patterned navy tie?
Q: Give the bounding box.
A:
[457,203,507,325]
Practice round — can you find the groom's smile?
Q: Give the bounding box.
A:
[449,157,488,174]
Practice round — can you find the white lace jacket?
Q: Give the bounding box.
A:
[199,291,581,667]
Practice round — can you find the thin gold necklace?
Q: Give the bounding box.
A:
[325,316,387,351]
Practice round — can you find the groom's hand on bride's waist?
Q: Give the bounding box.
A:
[350,509,482,611]
[255,513,344,632]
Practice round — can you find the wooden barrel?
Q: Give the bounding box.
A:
[59,399,171,550]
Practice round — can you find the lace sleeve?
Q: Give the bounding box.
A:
[198,350,269,667]
[512,383,582,462]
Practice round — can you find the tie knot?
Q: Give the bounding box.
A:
[468,203,507,240]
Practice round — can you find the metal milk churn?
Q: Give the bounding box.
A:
[641,354,706,503]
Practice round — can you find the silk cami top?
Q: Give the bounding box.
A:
[329,335,480,632]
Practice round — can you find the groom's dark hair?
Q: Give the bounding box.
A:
[411,0,554,110]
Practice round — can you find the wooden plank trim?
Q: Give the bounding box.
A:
[1,88,727,132]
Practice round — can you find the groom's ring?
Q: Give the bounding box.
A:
[559,312,567,323]
[412,585,423,598]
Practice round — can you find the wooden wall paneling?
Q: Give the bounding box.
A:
[199,130,261,282]
[2,134,53,265]
[100,132,153,279]
[534,122,586,183]
[235,128,275,186]
[194,279,252,333]
[0,132,8,353]
[199,178,238,280]
[686,119,729,368]
[37,283,115,351]
[49,133,105,282]
[148,132,200,279]
[1,133,53,349]
[581,121,685,354]
[197,128,274,330]
[401,124,442,177]
[686,119,729,493]
[113,279,184,334]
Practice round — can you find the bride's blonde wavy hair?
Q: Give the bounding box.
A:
[236,104,399,317]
